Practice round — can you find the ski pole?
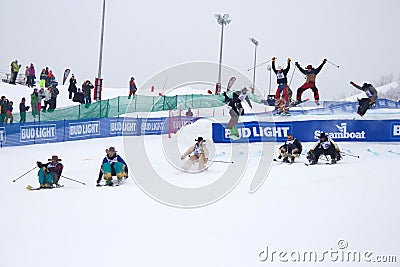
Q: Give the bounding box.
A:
[340,151,360,158]
[327,60,340,68]
[61,175,86,185]
[212,160,234,164]
[247,59,273,71]
[12,166,37,182]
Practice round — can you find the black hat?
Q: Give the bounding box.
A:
[319,132,327,138]
[195,137,205,142]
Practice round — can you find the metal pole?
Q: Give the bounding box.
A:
[217,23,224,94]
[252,44,257,92]
[96,0,106,100]
[268,65,272,95]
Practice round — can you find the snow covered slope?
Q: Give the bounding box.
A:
[1,122,399,266]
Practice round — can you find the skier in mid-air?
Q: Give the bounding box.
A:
[294,59,327,105]
[272,57,292,114]
[350,81,378,116]
[222,87,253,137]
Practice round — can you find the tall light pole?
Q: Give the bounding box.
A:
[214,14,231,95]
[95,0,106,100]
[249,37,259,94]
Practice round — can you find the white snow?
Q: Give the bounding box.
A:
[0,82,399,266]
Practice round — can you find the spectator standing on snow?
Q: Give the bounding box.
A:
[46,70,55,87]
[19,97,30,123]
[185,107,193,117]
[72,88,85,104]
[24,66,29,85]
[30,88,39,117]
[49,83,59,110]
[68,74,77,100]
[39,69,47,88]
[27,63,36,88]
[1,97,10,124]
[5,101,14,123]
[294,59,327,105]
[42,87,52,111]
[10,60,21,84]
[82,80,94,104]
[37,88,45,112]
[128,77,137,99]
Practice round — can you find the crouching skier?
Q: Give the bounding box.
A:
[307,132,341,165]
[180,137,209,171]
[36,155,64,188]
[97,147,128,186]
[278,134,302,163]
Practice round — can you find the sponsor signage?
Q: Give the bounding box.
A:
[20,124,57,142]
[69,121,100,138]
[110,119,139,136]
[391,123,400,139]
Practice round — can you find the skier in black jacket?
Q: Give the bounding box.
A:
[278,134,302,163]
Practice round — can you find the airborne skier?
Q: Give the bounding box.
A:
[222,87,253,137]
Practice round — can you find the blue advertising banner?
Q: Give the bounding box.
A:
[212,119,400,143]
[0,116,197,147]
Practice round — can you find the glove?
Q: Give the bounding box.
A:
[295,62,299,66]
[350,81,355,85]
[204,158,208,164]
[323,58,327,63]
[36,161,42,168]
[287,58,291,63]
[272,57,276,61]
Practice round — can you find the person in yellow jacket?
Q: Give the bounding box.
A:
[180,137,209,171]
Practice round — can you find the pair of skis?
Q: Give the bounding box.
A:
[26,184,64,191]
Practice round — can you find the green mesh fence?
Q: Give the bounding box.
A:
[11,92,263,122]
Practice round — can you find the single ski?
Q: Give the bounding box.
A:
[290,98,310,107]
[26,184,60,190]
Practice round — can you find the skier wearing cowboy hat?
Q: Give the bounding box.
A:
[180,137,209,171]
[35,155,64,188]
[97,147,128,186]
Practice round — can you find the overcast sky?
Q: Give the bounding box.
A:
[0,0,399,99]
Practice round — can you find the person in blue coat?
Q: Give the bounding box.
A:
[97,146,128,186]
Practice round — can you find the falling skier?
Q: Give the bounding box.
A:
[97,147,128,186]
[34,155,64,188]
[306,132,341,165]
[222,87,253,138]
[349,81,378,116]
[277,134,303,163]
[180,137,209,171]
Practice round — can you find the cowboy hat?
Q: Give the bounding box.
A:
[48,155,62,162]
[106,146,117,153]
[195,137,205,142]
